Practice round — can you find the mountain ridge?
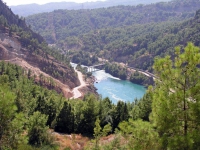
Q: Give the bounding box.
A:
[67,9,200,71]
[10,0,171,17]
[26,0,200,44]
[25,0,200,72]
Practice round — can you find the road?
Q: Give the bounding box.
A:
[71,69,88,99]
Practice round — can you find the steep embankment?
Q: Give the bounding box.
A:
[0,0,80,98]
[0,31,78,97]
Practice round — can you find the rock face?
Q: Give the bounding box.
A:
[0,0,80,98]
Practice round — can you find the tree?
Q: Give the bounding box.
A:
[130,91,153,121]
[93,118,111,149]
[112,101,129,131]
[150,43,200,149]
[55,102,74,133]
[119,119,160,150]
[98,97,113,127]
[0,86,26,149]
[79,94,98,134]
[28,111,52,146]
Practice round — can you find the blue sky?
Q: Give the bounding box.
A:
[3,0,106,6]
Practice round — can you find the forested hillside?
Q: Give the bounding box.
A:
[0,62,66,149]
[26,0,200,71]
[1,0,200,149]
[26,0,199,44]
[0,0,80,93]
[65,10,200,71]
[0,60,154,149]
[11,0,171,17]
[1,43,199,150]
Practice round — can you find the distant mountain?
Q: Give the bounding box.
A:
[26,0,200,72]
[64,9,200,71]
[10,0,171,17]
[26,0,200,44]
[0,0,79,97]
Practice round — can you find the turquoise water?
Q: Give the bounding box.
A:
[93,70,146,104]
[70,62,146,104]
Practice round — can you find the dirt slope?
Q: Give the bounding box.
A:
[0,31,79,98]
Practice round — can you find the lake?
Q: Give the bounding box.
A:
[70,62,146,104]
[93,70,146,104]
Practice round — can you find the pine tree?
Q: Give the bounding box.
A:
[93,118,111,149]
[112,101,129,131]
[79,94,97,134]
[0,86,26,149]
[55,102,73,133]
[119,119,160,150]
[151,43,200,149]
[28,111,51,146]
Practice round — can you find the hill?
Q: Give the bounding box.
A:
[0,0,80,98]
[60,9,200,71]
[26,0,199,44]
[11,0,171,17]
[25,0,200,71]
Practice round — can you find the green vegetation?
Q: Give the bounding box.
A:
[130,71,148,84]
[93,118,112,149]
[55,102,74,133]
[0,86,25,149]
[68,9,200,72]
[104,63,154,86]
[151,42,200,149]
[66,9,200,71]
[0,13,78,87]
[130,71,153,86]
[0,62,65,149]
[104,43,200,150]
[11,0,171,17]
[26,0,199,44]
[119,119,160,149]
[104,63,127,80]
[71,51,99,66]
[1,43,199,149]
[1,0,200,149]
[0,61,153,149]
[28,112,52,146]
[26,0,200,72]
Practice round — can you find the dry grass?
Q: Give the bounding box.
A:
[52,132,90,150]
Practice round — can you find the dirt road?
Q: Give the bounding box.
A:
[71,69,88,99]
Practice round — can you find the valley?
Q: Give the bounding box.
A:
[0,0,200,149]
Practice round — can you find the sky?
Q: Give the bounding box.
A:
[3,0,105,6]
